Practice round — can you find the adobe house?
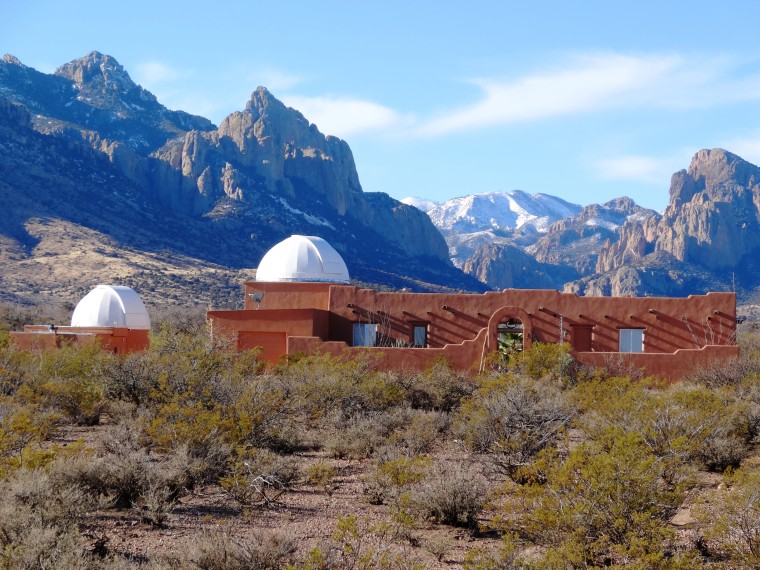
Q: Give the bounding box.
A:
[10,285,151,354]
[208,236,740,380]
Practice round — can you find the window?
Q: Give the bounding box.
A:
[497,320,524,353]
[619,328,644,353]
[353,323,377,347]
[412,325,427,347]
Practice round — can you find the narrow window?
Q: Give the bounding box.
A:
[352,323,377,347]
[412,325,427,347]
[619,328,644,353]
[497,319,524,353]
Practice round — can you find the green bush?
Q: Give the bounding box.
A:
[574,379,751,475]
[500,432,683,567]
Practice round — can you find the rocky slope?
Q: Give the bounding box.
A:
[0,53,483,308]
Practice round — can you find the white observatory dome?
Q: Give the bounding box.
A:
[70,285,151,330]
[256,235,350,283]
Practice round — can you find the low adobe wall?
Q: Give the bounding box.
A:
[287,328,490,373]
[9,326,149,354]
[574,344,740,381]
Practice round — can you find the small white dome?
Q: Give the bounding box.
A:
[71,285,151,330]
[256,235,350,283]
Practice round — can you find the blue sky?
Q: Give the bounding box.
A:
[4,1,760,212]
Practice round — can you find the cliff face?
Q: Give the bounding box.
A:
[0,53,480,304]
[464,242,578,290]
[147,86,449,261]
[569,149,760,297]
[656,149,760,269]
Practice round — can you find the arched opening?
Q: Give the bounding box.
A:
[497,318,524,360]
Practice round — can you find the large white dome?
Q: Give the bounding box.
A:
[256,235,350,283]
[70,285,151,330]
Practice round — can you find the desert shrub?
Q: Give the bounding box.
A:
[133,477,177,527]
[0,346,33,396]
[323,414,386,459]
[695,463,760,565]
[455,375,573,479]
[220,448,300,508]
[57,419,193,512]
[411,461,487,528]
[184,527,297,570]
[406,358,476,412]
[689,351,760,387]
[0,401,59,475]
[463,534,522,570]
[0,302,67,332]
[388,409,449,455]
[307,462,339,493]
[573,379,750,474]
[0,466,96,569]
[18,343,110,425]
[499,432,683,567]
[285,353,408,423]
[228,373,300,453]
[294,515,424,570]
[38,374,108,425]
[363,455,432,506]
[100,350,160,407]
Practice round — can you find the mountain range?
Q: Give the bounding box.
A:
[0,52,483,309]
[406,149,760,305]
[1,51,759,312]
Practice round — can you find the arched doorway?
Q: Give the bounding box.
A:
[497,318,524,356]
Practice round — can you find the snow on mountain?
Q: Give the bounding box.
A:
[404,191,581,267]
[426,191,582,235]
[400,196,439,211]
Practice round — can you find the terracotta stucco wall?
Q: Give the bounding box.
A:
[243,282,332,311]
[9,326,149,354]
[210,283,737,380]
[325,287,736,354]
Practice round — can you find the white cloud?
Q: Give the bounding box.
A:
[720,133,760,167]
[133,61,184,85]
[414,52,760,137]
[281,94,410,138]
[253,68,304,92]
[592,154,682,185]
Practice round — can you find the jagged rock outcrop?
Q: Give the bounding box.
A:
[568,149,760,297]
[148,86,450,261]
[595,215,660,273]
[587,149,760,277]
[1,52,215,156]
[464,242,578,290]
[655,149,760,269]
[0,52,474,300]
[530,197,659,275]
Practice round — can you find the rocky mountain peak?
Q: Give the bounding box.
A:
[2,54,24,67]
[669,148,758,210]
[245,86,285,117]
[55,51,137,93]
